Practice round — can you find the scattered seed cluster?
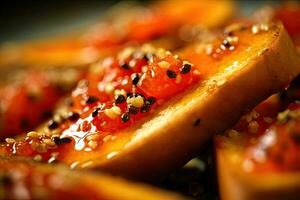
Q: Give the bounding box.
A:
[5,44,199,156]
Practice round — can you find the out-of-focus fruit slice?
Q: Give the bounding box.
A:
[0,156,188,200]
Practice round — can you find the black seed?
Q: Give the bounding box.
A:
[127,92,133,98]
[60,137,72,144]
[141,104,151,113]
[86,96,99,104]
[135,93,146,100]
[131,73,140,85]
[180,63,191,74]
[119,61,130,70]
[68,112,80,121]
[146,97,156,105]
[222,39,231,48]
[193,118,201,126]
[53,137,71,145]
[128,106,139,115]
[48,120,59,130]
[121,112,130,123]
[166,70,177,78]
[20,118,30,129]
[115,95,126,104]
[92,108,100,117]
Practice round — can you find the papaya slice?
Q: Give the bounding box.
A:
[215,84,300,200]
[0,68,83,138]
[1,22,299,181]
[0,0,235,71]
[0,156,187,200]
[215,4,300,200]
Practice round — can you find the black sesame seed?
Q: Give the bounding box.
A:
[127,92,133,98]
[193,118,201,126]
[131,73,140,85]
[48,120,59,130]
[86,96,99,104]
[115,95,126,104]
[166,70,177,78]
[68,112,80,121]
[135,93,146,100]
[141,104,150,113]
[92,108,100,117]
[119,61,130,70]
[121,112,131,123]
[53,137,71,145]
[128,106,139,115]
[60,137,72,144]
[180,63,191,74]
[146,97,156,105]
[222,39,231,48]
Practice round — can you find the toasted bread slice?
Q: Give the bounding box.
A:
[0,156,187,200]
[1,22,300,181]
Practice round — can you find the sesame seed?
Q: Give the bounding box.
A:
[156,48,166,59]
[119,61,130,70]
[33,155,43,162]
[131,73,140,85]
[27,131,38,138]
[158,61,170,69]
[43,139,55,146]
[48,120,59,130]
[248,121,259,134]
[222,39,231,48]
[141,104,150,113]
[180,63,191,74]
[68,112,80,121]
[104,106,122,119]
[146,97,156,105]
[118,47,135,60]
[104,83,115,94]
[92,108,100,117]
[88,140,98,150]
[127,95,144,108]
[86,96,99,104]
[53,137,71,145]
[5,138,15,144]
[166,70,177,78]
[128,106,139,115]
[114,89,127,98]
[121,112,130,122]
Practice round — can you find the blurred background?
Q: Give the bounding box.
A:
[0,0,280,43]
